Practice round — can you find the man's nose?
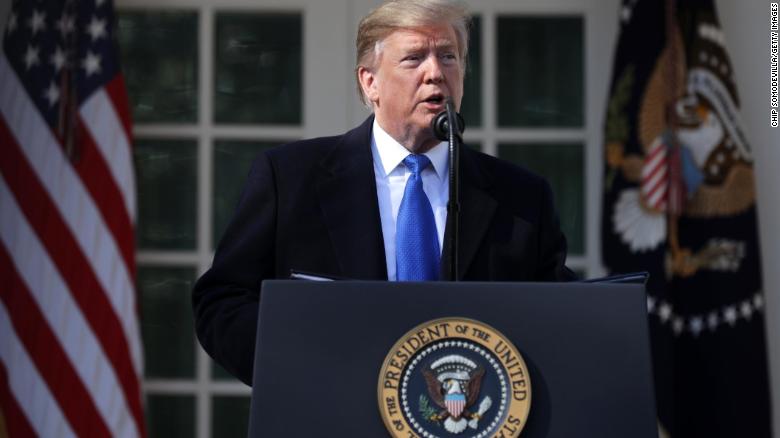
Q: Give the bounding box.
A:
[423,55,445,83]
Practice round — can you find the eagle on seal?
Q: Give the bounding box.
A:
[422,365,485,422]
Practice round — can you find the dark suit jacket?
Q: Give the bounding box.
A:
[193,116,575,385]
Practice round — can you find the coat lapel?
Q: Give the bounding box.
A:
[316,117,388,280]
[441,148,497,280]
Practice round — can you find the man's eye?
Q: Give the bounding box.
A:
[441,53,458,62]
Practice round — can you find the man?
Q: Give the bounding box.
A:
[193,0,574,386]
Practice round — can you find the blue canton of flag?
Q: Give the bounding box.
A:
[4,0,120,131]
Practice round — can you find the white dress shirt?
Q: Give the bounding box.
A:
[371,119,449,281]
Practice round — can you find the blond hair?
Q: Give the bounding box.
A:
[355,0,471,107]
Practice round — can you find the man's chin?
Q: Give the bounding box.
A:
[407,125,441,153]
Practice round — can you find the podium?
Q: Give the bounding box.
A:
[248,281,658,437]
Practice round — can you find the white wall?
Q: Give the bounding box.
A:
[718,0,780,434]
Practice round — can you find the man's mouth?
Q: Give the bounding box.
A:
[422,94,445,105]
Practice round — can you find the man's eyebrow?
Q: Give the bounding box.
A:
[435,41,456,49]
[400,42,426,52]
[399,41,456,52]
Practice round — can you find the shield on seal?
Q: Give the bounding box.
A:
[445,393,466,418]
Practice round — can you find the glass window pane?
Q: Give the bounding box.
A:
[215,13,302,124]
[497,17,583,127]
[212,396,251,437]
[213,140,279,247]
[460,15,482,128]
[146,395,195,438]
[465,142,481,152]
[134,139,197,250]
[212,360,238,381]
[117,11,198,123]
[138,267,196,379]
[498,143,584,254]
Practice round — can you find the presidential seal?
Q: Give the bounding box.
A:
[378,318,531,438]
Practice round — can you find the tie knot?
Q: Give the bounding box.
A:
[403,154,431,176]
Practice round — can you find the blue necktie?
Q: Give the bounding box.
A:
[396,154,440,281]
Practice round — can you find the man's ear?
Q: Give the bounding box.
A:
[357,66,379,104]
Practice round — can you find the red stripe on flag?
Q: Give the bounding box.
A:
[644,171,668,205]
[647,190,667,211]
[105,75,133,142]
[0,246,111,438]
[0,118,145,435]
[642,158,666,185]
[0,362,36,438]
[74,116,136,277]
[645,141,665,162]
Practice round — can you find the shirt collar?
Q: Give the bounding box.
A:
[371,118,449,180]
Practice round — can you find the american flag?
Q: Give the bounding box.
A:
[640,133,687,215]
[640,136,669,212]
[0,0,145,437]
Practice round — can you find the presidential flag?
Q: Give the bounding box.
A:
[0,0,145,436]
[602,0,771,436]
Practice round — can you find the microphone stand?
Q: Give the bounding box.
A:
[431,98,464,281]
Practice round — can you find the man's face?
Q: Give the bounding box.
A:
[360,24,464,152]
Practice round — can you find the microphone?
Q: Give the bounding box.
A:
[430,98,464,282]
[431,104,465,141]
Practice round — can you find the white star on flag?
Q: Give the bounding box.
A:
[28,10,47,35]
[672,317,684,335]
[86,16,107,42]
[7,12,17,33]
[707,311,719,331]
[43,82,60,107]
[50,47,67,72]
[82,51,102,76]
[647,296,656,313]
[689,317,704,337]
[658,302,672,323]
[24,45,40,70]
[723,306,738,326]
[740,301,753,320]
[56,14,75,37]
[620,6,632,23]
[753,294,764,310]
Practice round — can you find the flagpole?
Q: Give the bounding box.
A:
[60,0,80,163]
[665,0,684,272]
